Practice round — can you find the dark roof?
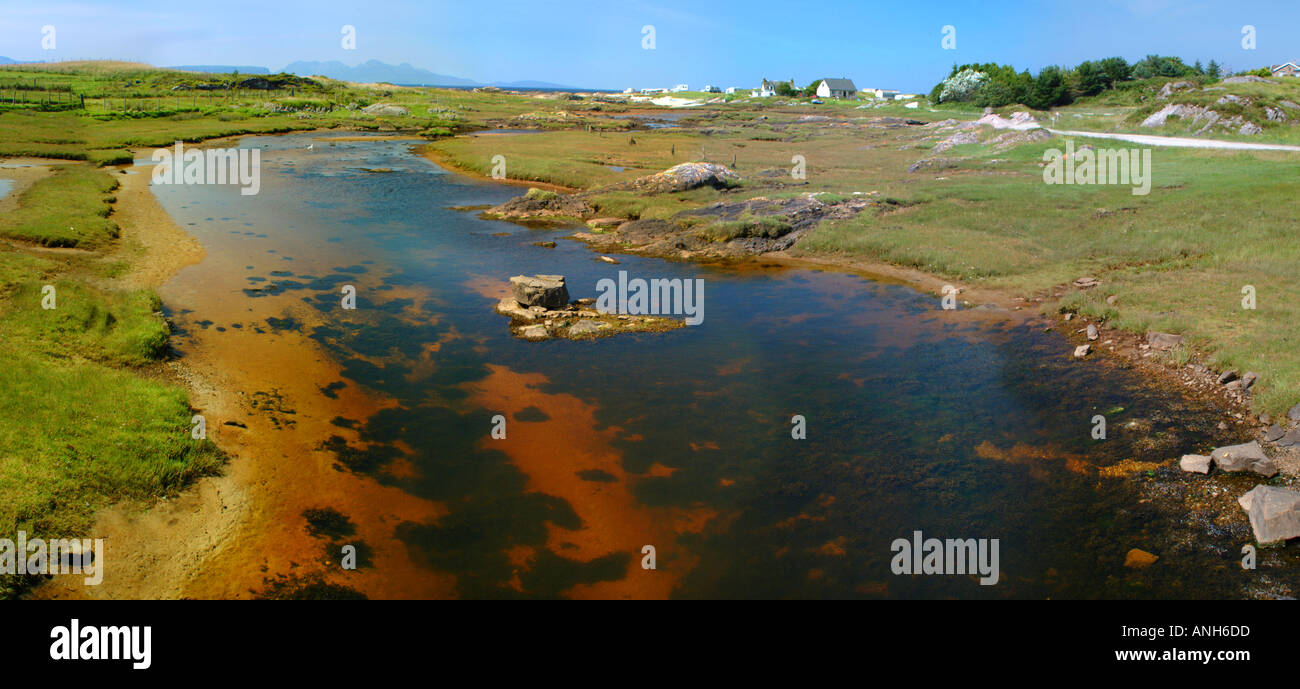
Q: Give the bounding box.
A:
[821,78,857,92]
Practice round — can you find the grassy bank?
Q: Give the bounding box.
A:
[0,164,223,598]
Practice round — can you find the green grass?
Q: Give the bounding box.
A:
[0,157,224,598]
[0,165,119,247]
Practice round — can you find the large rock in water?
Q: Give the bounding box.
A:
[509,275,569,310]
[1238,486,1300,544]
[1211,441,1277,477]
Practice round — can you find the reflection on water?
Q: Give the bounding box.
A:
[152,131,1298,599]
[0,179,13,200]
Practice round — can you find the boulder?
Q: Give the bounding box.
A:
[1240,122,1263,136]
[1288,402,1300,422]
[1237,485,1300,544]
[509,275,570,310]
[1217,370,1239,385]
[1265,425,1286,442]
[1146,332,1184,351]
[520,325,550,340]
[1073,344,1091,359]
[1241,371,1258,389]
[1086,324,1099,341]
[612,162,739,194]
[1210,441,1277,477]
[1179,454,1211,474]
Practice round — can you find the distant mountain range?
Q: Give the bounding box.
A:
[0,56,593,90]
[168,65,270,74]
[280,59,586,90]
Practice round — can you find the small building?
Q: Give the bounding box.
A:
[754,79,778,98]
[869,88,900,100]
[670,84,689,92]
[703,85,721,93]
[724,86,737,94]
[815,78,858,100]
[1271,62,1300,77]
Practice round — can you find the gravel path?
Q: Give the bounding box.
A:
[1045,128,1300,151]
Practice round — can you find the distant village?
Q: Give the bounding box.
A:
[622,77,919,103]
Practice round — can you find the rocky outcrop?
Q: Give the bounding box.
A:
[1237,485,1300,544]
[362,103,410,116]
[485,188,593,222]
[931,131,978,153]
[1210,441,1277,477]
[1145,332,1184,350]
[1157,80,1196,99]
[599,162,739,195]
[1222,75,1274,84]
[494,277,685,341]
[576,193,878,259]
[509,274,569,309]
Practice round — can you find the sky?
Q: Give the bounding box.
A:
[2,0,1299,92]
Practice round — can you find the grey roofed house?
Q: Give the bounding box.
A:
[817,78,858,99]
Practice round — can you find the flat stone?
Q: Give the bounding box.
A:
[1289,403,1300,422]
[567,320,606,337]
[1124,548,1158,568]
[1238,486,1300,544]
[1265,425,1286,442]
[1217,370,1239,385]
[520,325,550,340]
[1146,332,1184,351]
[1086,324,1099,341]
[1179,454,1211,474]
[1277,428,1300,448]
[1211,441,1276,477]
[1073,344,1091,358]
[1241,372,1258,389]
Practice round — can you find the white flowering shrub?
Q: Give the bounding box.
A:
[938,69,988,103]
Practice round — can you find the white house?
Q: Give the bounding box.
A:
[1271,62,1300,77]
[815,78,858,100]
[725,86,737,94]
[753,79,777,98]
[670,84,689,92]
[869,88,900,100]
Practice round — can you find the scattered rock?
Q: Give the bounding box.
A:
[509,275,570,310]
[1124,548,1159,569]
[1145,332,1184,351]
[1237,485,1300,544]
[361,103,410,116]
[1157,81,1195,99]
[532,241,557,248]
[931,131,979,154]
[1073,276,1100,289]
[1210,441,1277,477]
[1086,324,1099,341]
[1240,122,1263,136]
[1179,454,1211,474]
[1073,344,1091,359]
[1276,429,1300,448]
[1241,371,1258,389]
[598,256,620,264]
[1265,425,1286,442]
[1288,403,1300,422]
[1217,370,1239,385]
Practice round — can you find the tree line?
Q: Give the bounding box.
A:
[930,55,1233,109]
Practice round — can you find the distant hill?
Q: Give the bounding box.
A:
[168,65,270,74]
[282,59,476,86]
[0,57,17,64]
[280,59,590,90]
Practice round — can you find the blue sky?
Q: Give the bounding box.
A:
[1,0,1298,91]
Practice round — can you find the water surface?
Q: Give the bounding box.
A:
[153,131,1297,599]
